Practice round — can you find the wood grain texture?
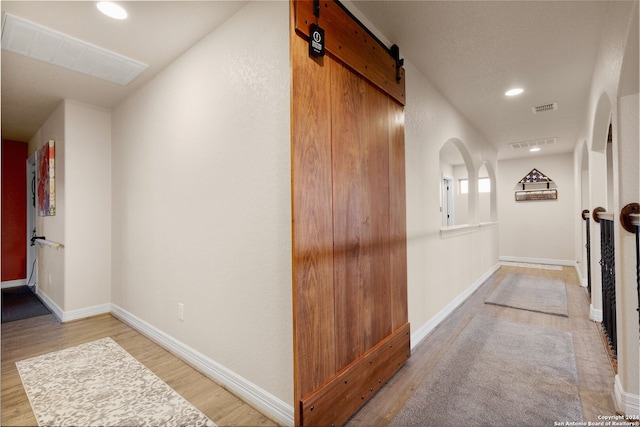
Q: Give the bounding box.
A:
[300,323,410,427]
[291,1,408,424]
[367,83,392,347]
[294,0,406,106]
[388,101,408,330]
[332,59,370,370]
[1,314,278,427]
[291,19,336,407]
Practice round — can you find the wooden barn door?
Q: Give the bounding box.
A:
[291,1,409,425]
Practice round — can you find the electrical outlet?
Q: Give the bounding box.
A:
[178,303,184,321]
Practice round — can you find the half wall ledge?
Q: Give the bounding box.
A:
[440,222,498,239]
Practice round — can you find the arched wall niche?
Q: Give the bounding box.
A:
[589,92,613,211]
[591,93,612,153]
[439,138,474,226]
[478,160,497,223]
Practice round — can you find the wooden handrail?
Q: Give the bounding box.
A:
[620,203,640,233]
[34,238,64,249]
[593,207,613,222]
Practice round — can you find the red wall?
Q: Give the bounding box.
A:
[2,140,28,282]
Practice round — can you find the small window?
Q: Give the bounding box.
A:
[460,178,490,194]
[460,179,468,194]
[478,177,491,193]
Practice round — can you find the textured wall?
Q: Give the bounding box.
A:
[111,1,292,407]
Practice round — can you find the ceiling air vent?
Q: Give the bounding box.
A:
[509,137,557,150]
[531,102,558,114]
[1,13,148,85]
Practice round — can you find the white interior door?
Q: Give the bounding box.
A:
[442,177,454,226]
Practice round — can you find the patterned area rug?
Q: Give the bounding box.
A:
[391,315,583,426]
[485,272,569,317]
[16,337,216,427]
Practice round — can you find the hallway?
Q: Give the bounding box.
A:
[348,264,617,426]
[1,312,279,426]
[2,264,618,426]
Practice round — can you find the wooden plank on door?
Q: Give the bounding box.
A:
[389,101,408,329]
[299,323,410,427]
[291,1,409,425]
[365,82,393,345]
[294,0,405,105]
[331,59,370,371]
[290,23,336,410]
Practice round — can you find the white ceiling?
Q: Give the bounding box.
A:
[1,1,247,142]
[1,1,615,163]
[352,0,611,162]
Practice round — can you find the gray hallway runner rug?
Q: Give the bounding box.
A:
[16,337,216,427]
[484,272,569,317]
[390,315,583,426]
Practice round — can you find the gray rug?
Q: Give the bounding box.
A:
[2,286,52,323]
[485,273,569,317]
[391,315,583,426]
[16,337,216,427]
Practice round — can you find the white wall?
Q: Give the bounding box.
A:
[111,0,292,413]
[29,102,66,309]
[27,99,111,319]
[498,153,575,264]
[64,100,111,313]
[28,100,112,319]
[403,60,500,346]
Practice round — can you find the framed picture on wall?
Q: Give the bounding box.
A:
[36,140,55,216]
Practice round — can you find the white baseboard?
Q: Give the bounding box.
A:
[574,264,588,288]
[615,374,640,416]
[21,296,294,425]
[35,289,63,322]
[34,289,110,323]
[499,256,576,267]
[110,304,294,427]
[590,304,603,322]
[2,279,26,289]
[63,303,111,322]
[411,262,500,349]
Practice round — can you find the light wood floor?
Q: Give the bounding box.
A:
[348,265,617,425]
[2,265,616,426]
[1,312,280,426]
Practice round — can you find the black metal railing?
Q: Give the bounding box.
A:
[582,210,592,295]
[635,215,640,335]
[594,208,616,357]
[620,203,640,335]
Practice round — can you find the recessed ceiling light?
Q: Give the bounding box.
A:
[97,2,128,20]
[530,147,541,152]
[505,88,524,97]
